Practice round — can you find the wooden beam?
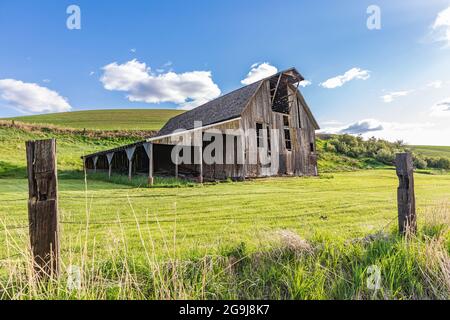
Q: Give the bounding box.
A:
[93,156,98,173]
[271,73,283,105]
[125,146,136,182]
[144,143,154,186]
[26,139,60,278]
[396,153,417,235]
[197,145,203,184]
[175,152,179,179]
[106,152,114,179]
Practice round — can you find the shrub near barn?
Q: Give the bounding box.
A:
[318,134,450,170]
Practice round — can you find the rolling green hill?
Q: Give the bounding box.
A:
[410,145,450,159]
[0,121,449,299]
[1,109,184,131]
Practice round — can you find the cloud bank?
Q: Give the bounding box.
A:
[0,79,71,114]
[100,59,221,110]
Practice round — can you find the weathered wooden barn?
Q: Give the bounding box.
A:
[82,68,320,184]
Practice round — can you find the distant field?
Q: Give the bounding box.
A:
[410,145,450,159]
[1,109,184,131]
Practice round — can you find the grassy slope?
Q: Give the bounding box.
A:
[410,145,450,159]
[2,170,449,259]
[0,125,449,260]
[2,109,184,131]
[0,122,449,299]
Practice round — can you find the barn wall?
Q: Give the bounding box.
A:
[85,79,318,181]
[240,80,318,177]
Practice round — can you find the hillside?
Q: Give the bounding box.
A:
[1,109,184,131]
[0,121,449,300]
[410,145,450,159]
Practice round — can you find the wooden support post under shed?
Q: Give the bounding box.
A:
[197,145,203,184]
[144,143,154,186]
[125,146,136,182]
[93,156,98,173]
[175,151,179,179]
[25,139,60,278]
[106,152,114,179]
[396,153,417,235]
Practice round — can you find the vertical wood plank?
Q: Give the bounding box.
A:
[26,139,59,278]
[396,153,417,235]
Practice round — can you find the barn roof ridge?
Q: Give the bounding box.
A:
[157,67,304,137]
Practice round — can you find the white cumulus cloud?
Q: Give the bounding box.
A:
[427,80,443,89]
[241,62,278,85]
[0,79,71,114]
[100,59,221,110]
[320,68,370,89]
[381,90,412,103]
[432,6,450,46]
[299,80,312,88]
[430,98,450,117]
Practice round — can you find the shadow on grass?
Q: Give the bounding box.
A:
[0,161,27,179]
[60,170,199,188]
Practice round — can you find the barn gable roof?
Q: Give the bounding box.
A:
[157,80,262,136]
[157,67,306,137]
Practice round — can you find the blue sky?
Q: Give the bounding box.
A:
[0,0,449,145]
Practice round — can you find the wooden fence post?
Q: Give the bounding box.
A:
[396,153,417,235]
[26,139,60,278]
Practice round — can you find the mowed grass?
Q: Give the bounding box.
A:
[411,145,450,159]
[2,109,183,131]
[1,124,450,299]
[1,170,449,261]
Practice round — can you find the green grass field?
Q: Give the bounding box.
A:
[410,145,450,159]
[1,109,184,131]
[0,117,449,299]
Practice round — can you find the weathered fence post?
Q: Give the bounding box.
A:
[26,139,60,278]
[395,153,417,235]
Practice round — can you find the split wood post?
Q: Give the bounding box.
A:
[396,153,417,235]
[25,139,60,278]
[144,143,154,186]
[106,153,114,179]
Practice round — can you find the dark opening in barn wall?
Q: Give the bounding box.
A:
[270,78,291,114]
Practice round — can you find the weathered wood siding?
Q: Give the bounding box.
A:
[240,81,318,177]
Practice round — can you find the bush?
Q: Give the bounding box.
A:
[375,148,395,165]
[426,157,450,170]
[318,134,449,170]
[413,156,428,169]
